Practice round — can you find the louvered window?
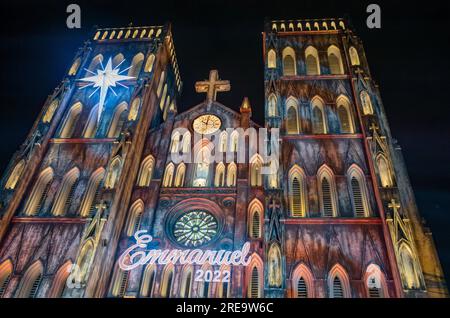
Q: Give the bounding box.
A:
[63,180,78,214]
[291,177,304,217]
[0,274,11,297]
[351,177,365,217]
[88,183,102,217]
[321,177,334,217]
[306,55,319,75]
[312,107,325,134]
[29,274,42,298]
[332,276,343,298]
[297,277,308,298]
[338,106,351,133]
[329,53,342,74]
[250,267,259,298]
[283,55,296,76]
[368,287,381,298]
[133,212,143,233]
[36,181,52,214]
[251,211,260,238]
[118,271,128,297]
[287,106,298,134]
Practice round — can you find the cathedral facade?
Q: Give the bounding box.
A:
[0,19,447,298]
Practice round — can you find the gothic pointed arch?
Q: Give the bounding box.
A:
[83,105,99,138]
[305,46,320,75]
[112,53,124,68]
[193,139,214,187]
[163,162,175,187]
[5,159,26,190]
[111,264,129,297]
[16,260,43,298]
[51,167,80,216]
[170,131,181,153]
[179,265,193,298]
[268,49,277,69]
[76,239,95,284]
[107,102,128,138]
[327,264,351,298]
[291,263,315,298]
[160,264,174,298]
[246,253,263,298]
[198,262,213,297]
[60,102,83,138]
[219,131,228,153]
[144,53,155,73]
[364,263,389,298]
[174,163,186,187]
[268,243,282,287]
[136,155,155,187]
[157,71,166,97]
[0,259,13,298]
[128,97,141,121]
[336,95,355,133]
[24,167,54,215]
[104,156,122,189]
[68,57,81,76]
[327,45,344,75]
[349,46,360,66]
[181,131,191,154]
[230,130,239,152]
[140,264,156,297]
[128,52,145,77]
[317,165,338,217]
[398,242,422,290]
[347,164,370,217]
[376,153,393,187]
[311,96,327,134]
[268,93,278,117]
[249,154,263,187]
[282,46,296,76]
[226,162,237,187]
[86,54,103,76]
[42,100,59,123]
[286,96,300,134]
[48,260,72,298]
[288,165,307,217]
[248,198,263,239]
[360,90,373,115]
[214,162,225,187]
[126,199,144,236]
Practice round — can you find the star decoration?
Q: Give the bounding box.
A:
[79,58,135,122]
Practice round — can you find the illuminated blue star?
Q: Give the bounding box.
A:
[79,58,135,122]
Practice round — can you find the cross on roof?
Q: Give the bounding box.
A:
[369,122,379,133]
[195,70,230,105]
[388,199,401,214]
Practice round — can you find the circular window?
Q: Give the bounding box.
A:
[173,211,218,247]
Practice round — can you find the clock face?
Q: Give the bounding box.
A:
[193,115,221,134]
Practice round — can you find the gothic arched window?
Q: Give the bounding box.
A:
[126,200,144,236]
[107,102,128,138]
[140,264,156,297]
[51,167,80,216]
[180,267,193,298]
[182,132,191,154]
[376,154,393,187]
[249,266,260,298]
[336,95,354,133]
[42,100,59,123]
[291,263,314,298]
[193,143,213,187]
[248,199,263,239]
[305,46,320,75]
[328,264,351,298]
[268,94,277,117]
[348,165,370,217]
[80,168,105,217]
[170,132,180,153]
[24,167,54,216]
[86,54,103,76]
[83,105,99,138]
[327,45,344,75]
[219,131,227,153]
[157,71,166,97]
[136,155,155,187]
[104,157,122,189]
[16,261,43,298]
[226,162,237,187]
[112,53,124,68]
[160,265,174,298]
[215,162,225,187]
[163,163,175,187]
[5,159,25,190]
[144,54,155,73]
[318,165,338,217]
[128,53,145,78]
[60,102,83,138]
[68,58,81,76]
[230,131,239,152]
[174,163,186,187]
[268,244,282,287]
[268,49,277,69]
[286,97,299,134]
[311,96,327,134]
[48,261,72,298]
[349,46,360,66]
[399,243,422,289]
[365,264,388,298]
[282,47,296,76]
[112,267,129,297]
[250,155,263,187]
[360,91,373,115]
[128,97,141,121]
[289,165,307,217]
[160,84,168,110]
[0,260,13,298]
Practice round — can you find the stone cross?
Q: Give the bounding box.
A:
[388,199,401,215]
[195,70,230,105]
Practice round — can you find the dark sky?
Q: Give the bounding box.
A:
[1,0,449,284]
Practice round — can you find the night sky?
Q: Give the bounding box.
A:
[0,0,449,284]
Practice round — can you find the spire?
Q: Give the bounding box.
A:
[240,97,252,128]
[240,97,252,113]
